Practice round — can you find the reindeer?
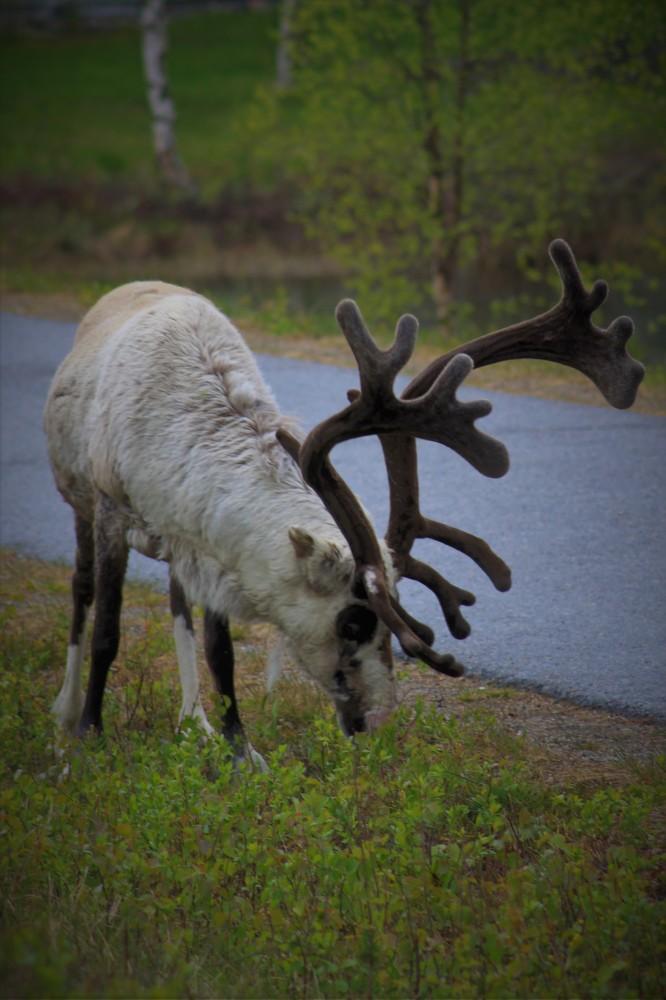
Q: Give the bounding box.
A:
[45,241,643,767]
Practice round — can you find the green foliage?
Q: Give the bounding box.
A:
[1,577,665,997]
[252,0,666,321]
[1,4,664,359]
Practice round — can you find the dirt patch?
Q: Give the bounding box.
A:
[395,665,666,785]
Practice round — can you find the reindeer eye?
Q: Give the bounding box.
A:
[336,605,378,645]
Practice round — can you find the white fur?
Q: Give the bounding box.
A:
[44,283,397,737]
[51,637,87,731]
[265,635,287,693]
[173,614,214,736]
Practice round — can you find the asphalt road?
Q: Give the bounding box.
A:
[2,311,665,720]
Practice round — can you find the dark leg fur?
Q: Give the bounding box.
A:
[70,514,95,645]
[169,572,193,631]
[77,500,128,735]
[203,609,244,749]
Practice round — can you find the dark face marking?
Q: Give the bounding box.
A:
[335,604,378,648]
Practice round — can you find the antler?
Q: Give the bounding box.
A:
[380,432,511,642]
[278,240,643,678]
[278,300,510,675]
[405,239,644,406]
[379,240,644,640]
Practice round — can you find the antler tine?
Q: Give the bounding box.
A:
[335,299,417,396]
[299,306,508,478]
[404,239,644,409]
[361,571,464,677]
[377,239,640,644]
[414,353,509,478]
[420,516,512,593]
[379,432,511,643]
[402,554,476,640]
[549,237,607,313]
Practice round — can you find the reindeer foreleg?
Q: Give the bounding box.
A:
[204,610,267,771]
[169,572,215,736]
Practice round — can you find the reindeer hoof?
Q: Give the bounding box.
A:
[233,743,268,773]
[51,689,84,733]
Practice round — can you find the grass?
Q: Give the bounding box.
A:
[1,549,665,997]
[0,11,280,190]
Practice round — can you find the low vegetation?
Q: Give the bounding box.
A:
[1,550,664,997]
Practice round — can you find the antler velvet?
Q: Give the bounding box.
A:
[281,300,510,675]
[278,240,643,678]
[404,240,644,407]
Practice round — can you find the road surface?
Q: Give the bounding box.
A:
[2,311,665,719]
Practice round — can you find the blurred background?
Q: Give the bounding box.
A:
[1,0,664,362]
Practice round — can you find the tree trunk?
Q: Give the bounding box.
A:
[415,0,470,326]
[141,0,196,196]
[276,0,297,90]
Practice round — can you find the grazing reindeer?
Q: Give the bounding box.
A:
[45,241,643,766]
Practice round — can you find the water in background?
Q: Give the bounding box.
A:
[208,270,665,366]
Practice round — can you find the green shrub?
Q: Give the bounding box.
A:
[1,560,664,996]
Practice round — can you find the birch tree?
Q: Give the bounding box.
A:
[276,0,297,89]
[142,0,196,195]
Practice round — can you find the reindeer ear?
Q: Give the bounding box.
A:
[289,527,352,593]
[289,526,315,559]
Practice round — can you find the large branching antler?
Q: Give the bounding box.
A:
[279,300,509,675]
[379,240,644,641]
[279,239,643,678]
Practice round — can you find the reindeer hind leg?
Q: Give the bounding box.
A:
[77,497,128,735]
[52,513,95,731]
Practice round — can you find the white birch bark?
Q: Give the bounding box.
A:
[141,0,196,195]
[276,0,297,90]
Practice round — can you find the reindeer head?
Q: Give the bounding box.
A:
[278,240,644,738]
[282,523,398,735]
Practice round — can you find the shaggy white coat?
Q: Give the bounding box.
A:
[45,283,397,729]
